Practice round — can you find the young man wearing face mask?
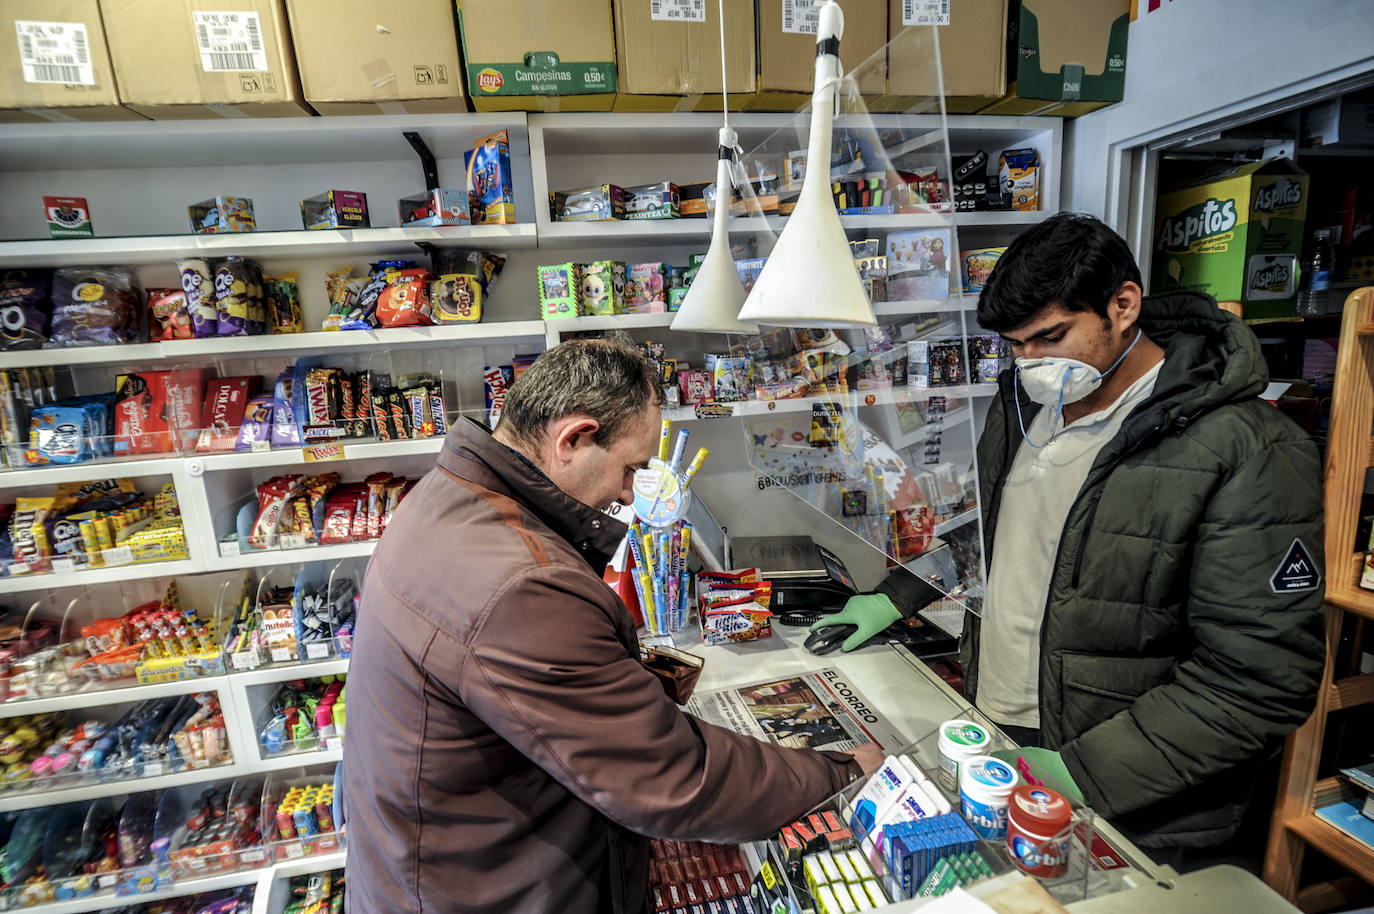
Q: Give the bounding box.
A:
[813,213,1325,864]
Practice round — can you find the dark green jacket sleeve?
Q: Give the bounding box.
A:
[1059,435,1326,818]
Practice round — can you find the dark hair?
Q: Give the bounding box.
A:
[496,336,659,450]
[975,212,1143,333]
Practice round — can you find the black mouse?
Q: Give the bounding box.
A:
[804,623,858,655]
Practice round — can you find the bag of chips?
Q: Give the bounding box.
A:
[0,268,52,350]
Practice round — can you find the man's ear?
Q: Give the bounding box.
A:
[1110,281,1143,333]
[548,415,601,466]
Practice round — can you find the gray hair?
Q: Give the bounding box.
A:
[496,335,660,450]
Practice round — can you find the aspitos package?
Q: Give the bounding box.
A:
[1152,158,1309,320]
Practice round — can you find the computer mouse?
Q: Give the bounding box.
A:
[804,623,857,655]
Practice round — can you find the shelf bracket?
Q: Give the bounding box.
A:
[403,131,440,191]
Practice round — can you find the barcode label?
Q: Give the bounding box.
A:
[14,21,96,85]
[903,0,950,26]
[651,0,707,22]
[781,0,822,34]
[192,11,269,72]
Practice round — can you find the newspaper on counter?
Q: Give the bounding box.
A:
[685,668,905,752]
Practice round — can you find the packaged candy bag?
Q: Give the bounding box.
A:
[214,257,253,336]
[375,267,433,327]
[179,258,217,338]
[147,288,193,341]
[0,268,52,350]
[49,267,140,347]
[265,273,303,334]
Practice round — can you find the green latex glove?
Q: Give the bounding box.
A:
[993,746,1086,807]
[809,593,901,652]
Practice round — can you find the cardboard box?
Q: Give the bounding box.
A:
[980,0,1128,116]
[284,0,465,115]
[1,0,141,122]
[1151,160,1309,320]
[458,0,616,112]
[612,0,754,111]
[750,0,884,111]
[880,0,1007,113]
[101,0,310,118]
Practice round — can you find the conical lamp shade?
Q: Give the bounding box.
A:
[670,129,757,334]
[735,2,875,329]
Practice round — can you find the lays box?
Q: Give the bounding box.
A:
[1152,159,1309,320]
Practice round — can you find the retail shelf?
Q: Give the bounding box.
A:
[196,437,444,472]
[231,657,350,687]
[209,541,378,572]
[889,406,970,452]
[933,508,980,537]
[15,866,263,914]
[0,675,231,719]
[252,745,344,774]
[955,211,1050,227]
[0,343,167,370]
[266,850,347,881]
[546,313,676,333]
[0,558,201,596]
[663,384,997,422]
[0,760,242,814]
[0,224,538,269]
[873,297,977,316]
[535,211,962,249]
[1286,813,1374,883]
[0,456,184,488]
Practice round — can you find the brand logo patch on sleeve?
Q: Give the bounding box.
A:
[1271,538,1322,594]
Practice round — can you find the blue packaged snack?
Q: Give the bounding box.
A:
[464,131,515,224]
[27,405,96,465]
[271,370,300,448]
[235,395,274,451]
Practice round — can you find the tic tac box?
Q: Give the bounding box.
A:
[980,0,1128,117]
[880,0,1007,113]
[101,0,310,118]
[284,0,466,115]
[1,0,141,122]
[611,0,754,112]
[749,0,884,111]
[1152,159,1310,320]
[458,0,617,112]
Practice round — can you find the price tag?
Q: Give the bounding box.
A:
[8,563,29,576]
[102,545,134,566]
[251,439,271,453]
[240,848,267,864]
[14,20,96,85]
[305,642,330,660]
[143,762,163,777]
[191,11,269,72]
[98,874,117,889]
[902,0,950,26]
[219,540,241,558]
[284,843,304,859]
[270,647,293,663]
[650,0,706,22]
[278,533,308,550]
[303,442,346,463]
[51,558,76,574]
[325,736,343,752]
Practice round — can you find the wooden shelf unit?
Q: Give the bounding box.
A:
[1264,286,1374,909]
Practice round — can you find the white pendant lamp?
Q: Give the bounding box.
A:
[735,1,876,329]
[669,0,757,334]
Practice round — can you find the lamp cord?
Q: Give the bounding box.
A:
[718,0,728,127]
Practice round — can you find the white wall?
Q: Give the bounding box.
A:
[1064,0,1374,221]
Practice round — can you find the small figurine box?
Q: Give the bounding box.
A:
[465,130,517,225]
[398,188,471,228]
[550,184,625,222]
[624,182,681,220]
[189,196,255,234]
[539,263,581,319]
[300,190,370,230]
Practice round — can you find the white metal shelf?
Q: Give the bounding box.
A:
[252,850,348,914]
[231,657,349,688]
[208,540,378,572]
[0,456,183,488]
[251,745,344,774]
[662,384,997,422]
[0,760,243,813]
[0,675,231,719]
[15,866,263,914]
[0,558,202,596]
[873,296,977,316]
[933,507,981,538]
[197,437,444,472]
[546,313,676,333]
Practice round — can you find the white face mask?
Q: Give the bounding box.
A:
[1014,328,1142,449]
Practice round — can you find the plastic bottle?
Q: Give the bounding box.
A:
[1297,229,1335,316]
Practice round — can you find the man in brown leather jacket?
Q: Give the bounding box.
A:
[344,338,882,913]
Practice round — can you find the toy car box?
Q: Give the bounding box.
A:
[300,190,370,230]
[464,130,516,224]
[398,188,471,227]
[623,182,681,220]
[188,196,255,234]
[551,184,625,222]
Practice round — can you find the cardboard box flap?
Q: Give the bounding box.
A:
[1011,0,1127,103]
[285,0,464,104]
[459,0,616,98]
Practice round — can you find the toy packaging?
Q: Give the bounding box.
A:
[624,182,681,220]
[43,196,92,239]
[627,262,667,313]
[465,130,516,224]
[398,188,471,227]
[709,356,752,402]
[735,258,767,295]
[962,247,1005,294]
[300,190,370,230]
[886,230,952,302]
[188,196,255,234]
[578,261,622,316]
[998,148,1040,212]
[539,263,580,318]
[551,184,625,222]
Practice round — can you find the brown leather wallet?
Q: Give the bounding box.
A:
[639,644,705,704]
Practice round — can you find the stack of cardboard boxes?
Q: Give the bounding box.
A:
[0,0,1129,121]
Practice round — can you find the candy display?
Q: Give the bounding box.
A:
[299,191,369,230]
[188,197,255,235]
[262,776,340,859]
[322,254,504,331]
[647,840,751,914]
[257,676,347,757]
[697,569,773,646]
[464,130,516,225]
[281,867,344,914]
